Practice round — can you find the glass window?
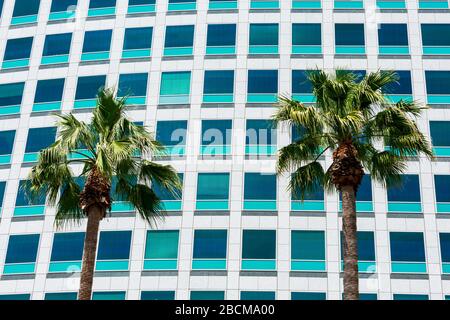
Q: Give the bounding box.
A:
[141,291,175,300]
[244,173,277,200]
[335,24,365,46]
[92,291,125,300]
[291,182,324,201]
[201,120,232,146]
[390,232,426,262]
[191,291,225,300]
[246,120,276,146]
[89,0,116,9]
[15,180,46,207]
[82,30,112,53]
[242,230,276,260]
[425,71,450,95]
[292,292,326,300]
[341,231,375,262]
[382,71,412,95]
[51,0,78,13]
[249,24,278,46]
[34,79,65,103]
[193,230,227,259]
[204,70,234,95]
[164,25,194,48]
[292,70,314,95]
[292,24,321,46]
[43,33,72,57]
[123,27,152,50]
[129,0,156,4]
[50,232,85,263]
[4,37,33,61]
[356,175,372,202]
[12,0,40,17]
[430,121,450,147]
[435,175,450,203]
[156,120,187,147]
[5,234,40,264]
[207,24,236,47]
[0,294,31,300]
[0,181,6,207]
[387,174,421,202]
[241,291,275,300]
[440,233,450,264]
[118,73,148,98]
[378,24,408,46]
[0,130,15,155]
[160,71,191,96]
[196,173,230,201]
[248,70,278,94]
[25,127,57,154]
[0,83,24,108]
[421,24,450,46]
[45,292,77,300]
[393,294,428,300]
[75,75,106,100]
[291,231,325,261]
[152,173,183,201]
[145,230,179,259]
[97,231,132,261]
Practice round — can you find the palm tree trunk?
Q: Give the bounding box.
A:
[341,185,359,300]
[78,205,104,300]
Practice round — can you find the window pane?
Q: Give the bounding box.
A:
[390,232,425,262]
[341,231,375,261]
[15,180,46,206]
[92,291,125,300]
[123,27,152,50]
[378,24,408,46]
[141,291,175,300]
[75,75,106,100]
[421,24,450,46]
[246,120,276,145]
[43,33,72,56]
[82,30,112,53]
[244,173,276,200]
[97,231,131,260]
[382,71,412,95]
[34,79,65,103]
[201,120,232,146]
[292,292,326,300]
[0,181,5,206]
[0,83,24,107]
[248,70,278,94]
[5,234,40,264]
[156,120,187,146]
[196,173,229,200]
[242,230,276,259]
[45,292,77,300]
[292,70,314,94]
[129,0,156,4]
[152,173,183,200]
[250,24,278,46]
[291,231,325,260]
[145,230,179,259]
[440,233,450,263]
[241,291,275,300]
[435,175,450,202]
[387,174,421,202]
[4,37,33,60]
[335,24,365,46]
[51,0,78,13]
[291,182,324,201]
[160,72,191,95]
[13,0,40,17]
[118,73,148,97]
[25,127,57,153]
[50,232,85,262]
[193,230,227,259]
[0,130,15,155]
[425,71,450,95]
[165,25,194,48]
[207,24,236,46]
[0,294,31,300]
[89,0,116,9]
[430,121,450,146]
[394,294,428,300]
[191,291,224,300]
[204,70,234,94]
[292,24,321,46]
[357,175,372,202]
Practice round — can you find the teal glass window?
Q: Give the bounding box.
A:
[244,173,277,210]
[33,79,65,112]
[12,0,40,22]
[247,70,278,103]
[156,120,187,156]
[291,230,326,271]
[196,173,230,210]
[209,0,238,9]
[168,0,197,10]
[82,30,112,61]
[0,82,24,114]
[425,71,450,104]
[159,71,191,105]
[193,230,227,259]
[191,291,225,300]
[164,25,194,56]
[341,231,376,272]
[440,233,450,273]
[49,232,84,272]
[4,234,40,274]
[390,232,426,273]
[96,231,131,271]
[92,291,125,300]
[201,120,232,155]
[15,180,46,207]
[242,230,276,270]
[241,291,275,300]
[292,70,315,103]
[141,291,175,300]
[378,24,409,55]
[387,174,421,213]
[0,294,31,300]
[45,292,77,300]
[144,230,179,270]
[206,24,236,55]
[118,73,148,104]
[292,292,326,300]
[292,24,321,54]
[51,0,77,13]
[0,130,15,158]
[382,71,412,103]
[249,24,279,54]
[430,122,450,157]
[74,75,106,108]
[393,294,429,300]
[128,0,156,13]
[335,24,365,54]
[422,24,450,55]
[152,173,183,211]
[245,120,277,156]
[24,127,57,154]
[90,0,116,9]
[42,33,72,64]
[3,37,33,68]
[435,175,450,213]
[0,181,6,209]
[203,70,234,103]
[123,27,152,58]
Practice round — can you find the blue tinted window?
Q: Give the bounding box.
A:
[82,30,112,53]
[118,73,148,97]
[45,292,77,300]
[197,173,229,200]
[292,230,325,260]
[34,79,65,103]
[421,24,450,46]
[292,70,314,94]
[193,230,227,259]
[249,24,278,46]
[12,0,40,17]
[75,75,106,100]
[435,175,450,202]
[141,291,175,300]
[92,291,125,300]
[0,130,15,155]
[191,291,224,300]
[244,173,276,200]
[4,37,33,61]
[430,121,450,146]
[341,231,375,261]
[156,121,187,147]
[359,293,378,300]
[165,25,194,48]
[292,292,326,300]
[0,294,31,300]
[43,33,72,56]
[242,230,276,259]
[50,232,85,262]
[357,175,372,202]
[248,70,278,94]
[394,294,428,300]
[390,232,425,262]
[207,24,236,46]
[0,0,3,17]
[382,71,412,95]
[378,24,408,46]
[440,233,450,263]
[51,0,78,12]
[425,71,450,95]
[335,24,365,46]
[152,173,183,201]
[201,120,232,146]
[336,70,366,82]
[130,0,156,4]
[292,24,321,46]
[25,127,57,153]
[89,0,116,9]
[241,291,275,300]
[204,70,234,94]
[123,27,152,50]
[246,120,276,146]
[5,234,40,264]
[97,231,131,260]
[0,83,24,107]
[0,181,6,207]
[15,180,46,206]
[387,174,421,202]
[291,182,324,201]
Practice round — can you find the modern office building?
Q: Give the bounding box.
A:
[0,0,449,300]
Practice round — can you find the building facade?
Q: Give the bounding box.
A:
[0,0,449,300]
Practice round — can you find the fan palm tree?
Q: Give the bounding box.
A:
[273,70,433,300]
[26,88,180,300]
